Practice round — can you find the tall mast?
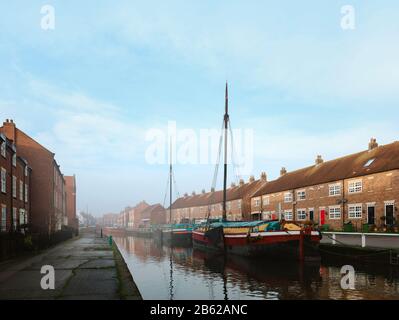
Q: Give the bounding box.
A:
[169,138,173,224]
[222,83,229,222]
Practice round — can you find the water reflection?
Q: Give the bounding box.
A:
[114,236,399,300]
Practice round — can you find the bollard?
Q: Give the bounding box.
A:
[109,235,113,246]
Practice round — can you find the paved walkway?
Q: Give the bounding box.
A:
[0,229,141,300]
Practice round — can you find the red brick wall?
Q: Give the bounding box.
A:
[1,121,65,235]
[0,135,31,233]
[252,170,399,231]
[65,175,77,230]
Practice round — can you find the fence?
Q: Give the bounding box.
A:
[0,227,76,262]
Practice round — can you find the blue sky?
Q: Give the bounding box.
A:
[1,1,398,216]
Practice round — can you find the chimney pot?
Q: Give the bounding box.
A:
[202,189,206,194]
[211,187,215,192]
[192,191,196,196]
[249,175,255,183]
[280,167,287,176]
[260,172,267,181]
[239,179,245,186]
[231,182,236,188]
[315,155,324,165]
[368,138,378,150]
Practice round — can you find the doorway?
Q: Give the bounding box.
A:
[309,209,314,222]
[319,208,325,226]
[385,204,394,225]
[367,206,375,225]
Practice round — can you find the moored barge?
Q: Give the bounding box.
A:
[193,220,321,260]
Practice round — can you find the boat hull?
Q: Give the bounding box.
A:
[163,229,193,247]
[193,230,320,261]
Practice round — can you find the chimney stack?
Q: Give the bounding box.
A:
[368,138,378,151]
[2,119,16,142]
[260,172,267,181]
[239,179,245,186]
[249,175,255,183]
[231,182,236,188]
[315,155,324,165]
[280,167,287,177]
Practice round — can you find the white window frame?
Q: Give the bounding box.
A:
[348,180,362,194]
[1,168,6,193]
[25,184,28,203]
[12,176,17,198]
[0,141,6,158]
[297,190,306,201]
[329,183,341,196]
[284,210,293,221]
[1,205,6,232]
[262,195,270,206]
[12,153,16,167]
[297,208,307,220]
[19,180,24,201]
[254,198,261,207]
[12,207,17,230]
[329,206,342,220]
[348,204,363,219]
[19,208,25,225]
[24,166,28,177]
[284,192,293,203]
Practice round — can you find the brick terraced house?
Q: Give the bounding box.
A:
[169,174,267,223]
[251,139,399,231]
[0,132,32,233]
[1,119,74,236]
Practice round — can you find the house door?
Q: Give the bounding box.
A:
[319,209,325,226]
[309,209,314,222]
[367,206,375,225]
[385,204,394,225]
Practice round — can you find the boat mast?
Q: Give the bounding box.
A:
[222,83,229,222]
[169,138,173,225]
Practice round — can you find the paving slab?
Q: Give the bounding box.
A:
[0,229,142,300]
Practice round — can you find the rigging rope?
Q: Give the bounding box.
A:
[228,120,242,184]
[162,172,170,209]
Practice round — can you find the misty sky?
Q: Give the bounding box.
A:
[1,1,399,216]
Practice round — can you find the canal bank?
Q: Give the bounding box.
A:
[320,232,399,265]
[0,228,142,300]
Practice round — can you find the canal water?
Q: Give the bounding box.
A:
[114,236,399,300]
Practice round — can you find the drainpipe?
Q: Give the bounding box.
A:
[292,189,296,222]
[342,179,346,231]
[10,151,14,234]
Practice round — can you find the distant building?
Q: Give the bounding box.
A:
[139,204,166,227]
[65,175,78,232]
[102,213,119,227]
[1,119,70,235]
[169,174,267,223]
